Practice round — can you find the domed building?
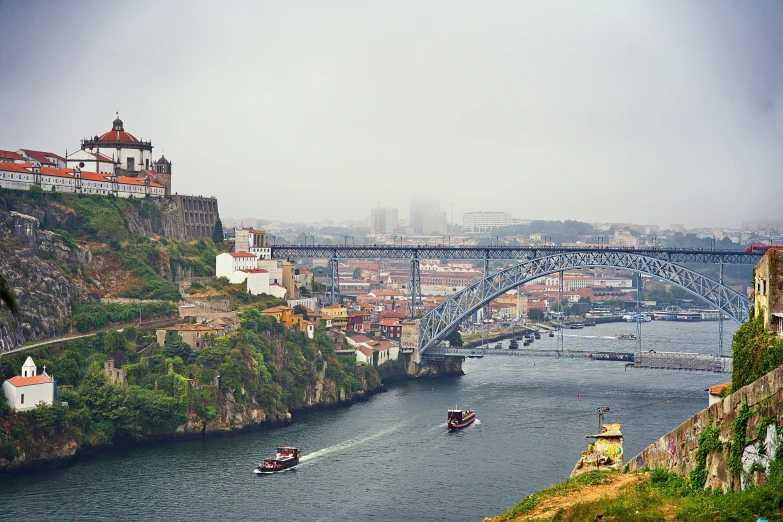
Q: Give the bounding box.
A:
[80,112,154,174]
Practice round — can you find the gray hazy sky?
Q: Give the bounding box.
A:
[1,1,781,228]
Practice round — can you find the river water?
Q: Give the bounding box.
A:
[0,321,736,521]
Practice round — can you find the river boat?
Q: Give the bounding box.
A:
[616,333,636,340]
[509,339,519,349]
[254,446,301,474]
[548,331,555,337]
[534,331,541,339]
[584,319,596,326]
[494,342,502,349]
[568,323,584,329]
[447,407,476,430]
[523,339,530,346]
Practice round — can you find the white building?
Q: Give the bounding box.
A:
[66,149,117,174]
[79,114,154,173]
[268,283,288,299]
[216,252,257,278]
[463,211,513,232]
[2,357,55,411]
[370,207,398,235]
[0,162,165,198]
[229,268,270,295]
[234,228,271,259]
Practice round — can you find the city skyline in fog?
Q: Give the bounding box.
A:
[1,1,781,229]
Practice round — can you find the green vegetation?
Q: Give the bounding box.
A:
[689,421,722,488]
[212,218,224,245]
[0,305,379,466]
[731,314,783,390]
[67,301,178,333]
[496,462,783,522]
[445,328,463,347]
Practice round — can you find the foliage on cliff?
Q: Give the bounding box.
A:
[68,302,179,332]
[731,313,783,390]
[0,304,378,466]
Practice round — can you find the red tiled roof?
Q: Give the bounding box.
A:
[241,268,268,274]
[356,346,374,357]
[227,252,256,258]
[709,383,731,395]
[98,130,139,143]
[6,375,53,387]
[19,149,65,164]
[271,283,286,288]
[88,151,116,162]
[379,318,401,326]
[0,161,33,173]
[0,150,23,161]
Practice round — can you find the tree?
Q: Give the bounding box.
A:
[293,304,309,320]
[528,308,545,321]
[212,218,224,244]
[29,184,44,202]
[445,328,463,347]
[352,267,362,279]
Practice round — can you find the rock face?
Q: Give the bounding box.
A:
[0,210,90,351]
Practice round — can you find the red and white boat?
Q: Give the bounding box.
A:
[447,407,476,430]
[254,446,301,474]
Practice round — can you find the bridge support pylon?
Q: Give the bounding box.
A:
[328,257,340,305]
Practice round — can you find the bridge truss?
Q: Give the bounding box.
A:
[272,245,759,265]
[417,252,750,355]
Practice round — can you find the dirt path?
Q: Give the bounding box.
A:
[490,472,649,521]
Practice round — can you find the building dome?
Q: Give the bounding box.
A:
[97,113,140,144]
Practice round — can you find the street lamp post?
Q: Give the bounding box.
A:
[597,407,610,433]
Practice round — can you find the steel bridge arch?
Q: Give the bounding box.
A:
[418,251,749,355]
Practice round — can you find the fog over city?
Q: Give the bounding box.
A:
[0,1,781,228]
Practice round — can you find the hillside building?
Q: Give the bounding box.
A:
[754,248,783,336]
[463,211,513,232]
[2,357,55,411]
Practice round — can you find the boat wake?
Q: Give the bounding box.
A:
[299,425,403,464]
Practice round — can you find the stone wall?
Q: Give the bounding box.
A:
[628,364,783,491]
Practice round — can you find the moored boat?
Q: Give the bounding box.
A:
[616,333,636,340]
[447,407,476,430]
[254,446,301,474]
[509,339,519,349]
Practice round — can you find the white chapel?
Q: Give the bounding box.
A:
[2,356,55,411]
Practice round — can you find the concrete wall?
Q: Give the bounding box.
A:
[628,363,783,491]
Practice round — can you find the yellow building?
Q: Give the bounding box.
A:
[320,304,348,329]
[156,325,221,350]
[494,292,528,317]
[260,305,313,339]
[754,249,783,335]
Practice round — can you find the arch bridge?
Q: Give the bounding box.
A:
[417,251,749,356]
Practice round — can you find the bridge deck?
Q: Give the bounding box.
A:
[434,348,731,372]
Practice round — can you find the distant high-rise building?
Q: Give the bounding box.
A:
[241,217,257,229]
[410,197,440,234]
[370,207,398,235]
[463,212,513,232]
[422,211,448,235]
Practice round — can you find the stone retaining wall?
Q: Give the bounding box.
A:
[628,364,783,491]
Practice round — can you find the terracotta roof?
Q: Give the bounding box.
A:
[709,383,731,395]
[368,340,395,350]
[379,318,401,326]
[0,162,33,173]
[356,346,374,357]
[0,150,23,161]
[271,283,286,288]
[227,252,256,258]
[6,375,53,387]
[347,334,371,343]
[241,268,268,274]
[98,130,140,143]
[19,149,65,164]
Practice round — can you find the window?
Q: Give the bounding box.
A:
[20,394,24,404]
[24,370,27,377]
